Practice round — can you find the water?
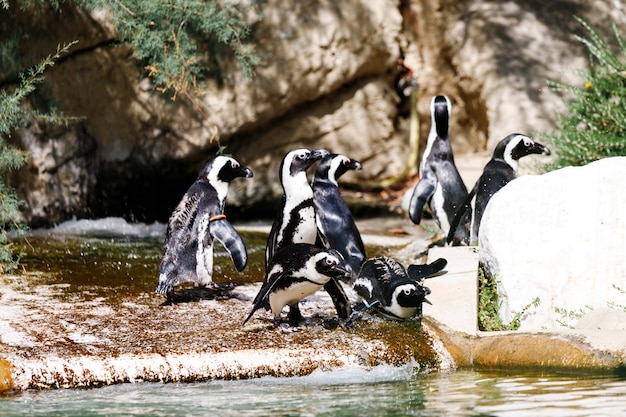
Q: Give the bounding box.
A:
[5,218,626,415]
[1,368,625,416]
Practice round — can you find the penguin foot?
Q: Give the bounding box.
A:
[201,282,236,291]
[321,317,341,330]
[278,322,301,333]
[287,305,304,327]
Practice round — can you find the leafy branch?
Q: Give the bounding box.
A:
[1,40,80,274]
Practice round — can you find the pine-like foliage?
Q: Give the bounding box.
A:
[78,0,262,99]
[0,41,78,273]
[541,17,626,171]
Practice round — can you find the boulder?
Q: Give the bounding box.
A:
[479,157,626,330]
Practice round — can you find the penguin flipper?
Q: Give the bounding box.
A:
[243,270,286,325]
[407,258,448,280]
[210,218,248,271]
[323,278,352,319]
[408,176,437,225]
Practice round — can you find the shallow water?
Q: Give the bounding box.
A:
[2,367,625,416]
[5,218,626,415]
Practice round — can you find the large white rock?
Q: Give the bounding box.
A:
[479,157,626,331]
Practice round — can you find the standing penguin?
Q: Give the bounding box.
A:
[349,257,446,323]
[244,243,353,326]
[265,148,351,322]
[408,95,469,245]
[447,134,551,245]
[265,148,329,266]
[312,153,366,277]
[156,156,253,296]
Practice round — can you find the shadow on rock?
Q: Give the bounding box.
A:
[160,284,247,306]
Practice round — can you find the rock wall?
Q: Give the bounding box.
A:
[3,0,624,225]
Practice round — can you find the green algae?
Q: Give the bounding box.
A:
[11,231,269,298]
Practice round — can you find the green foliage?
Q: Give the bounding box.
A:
[0,41,78,273]
[82,0,261,96]
[2,0,262,148]
[540,17,626,171]
[477,267,540,331]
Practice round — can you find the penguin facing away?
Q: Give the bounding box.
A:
[157,156,253,295]
[312,153,366,277]
[350,257,446,323]
[447,133,551,245]
[408,95,469,245]
[244,243,353,326]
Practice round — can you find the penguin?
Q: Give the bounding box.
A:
[447,133,551,245]
[312,153,366,277]
[244,243,353,326]
[265,148,352,322]
[349,257,447,323]
[156,155,253,296]
[265,148,329,267]
[408,95,470,245]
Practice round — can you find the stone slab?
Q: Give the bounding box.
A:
[423,246,480,335]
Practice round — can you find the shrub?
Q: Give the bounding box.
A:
[540,17,626,172]
[0,41,78,273]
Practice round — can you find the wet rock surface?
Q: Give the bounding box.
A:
[0,219,442,391]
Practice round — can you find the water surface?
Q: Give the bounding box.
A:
[2,367,625,416]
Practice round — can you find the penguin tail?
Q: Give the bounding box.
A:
[242,308,256,325]
[446,186,476,245]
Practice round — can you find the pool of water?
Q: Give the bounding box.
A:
[2,367,625,416]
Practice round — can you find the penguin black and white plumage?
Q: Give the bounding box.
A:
[312,153,366,276]
[350,257,447,322]
[243,243,353,326]
[447,133,551,245]
[265,148,329,267]
[265,148,352,322]
[156,156,253,295]
[408,95,470,245]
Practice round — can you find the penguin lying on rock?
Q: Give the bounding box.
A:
[447,133,551,245]
[265,148,352,323]
[349,257,447,323]
[244,243,353,327]
[312,153,366,277]
[409,95,469,246]
[156,156,253,298]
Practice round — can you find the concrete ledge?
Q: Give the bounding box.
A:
[422,245,626,373]
[423,246,479,335]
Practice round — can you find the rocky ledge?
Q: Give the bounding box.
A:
[2,217,626,393]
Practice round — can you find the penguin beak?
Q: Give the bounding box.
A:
[335,263,353,281]
[310,149,330,161]
[423,286,432,305]
[530,142,551,156]
[350,160,363,171]
[241,166,254,178]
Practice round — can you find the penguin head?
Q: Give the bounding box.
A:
[311,248,353,282]
[280,148,330,182]
[201,156,253,184]
[314,154,363,185]
[431,95,451,139]
[496,134,551,169]
[393,283,431,308]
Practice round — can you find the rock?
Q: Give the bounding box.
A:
[479,157,626,330]
[4,0,623,225]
